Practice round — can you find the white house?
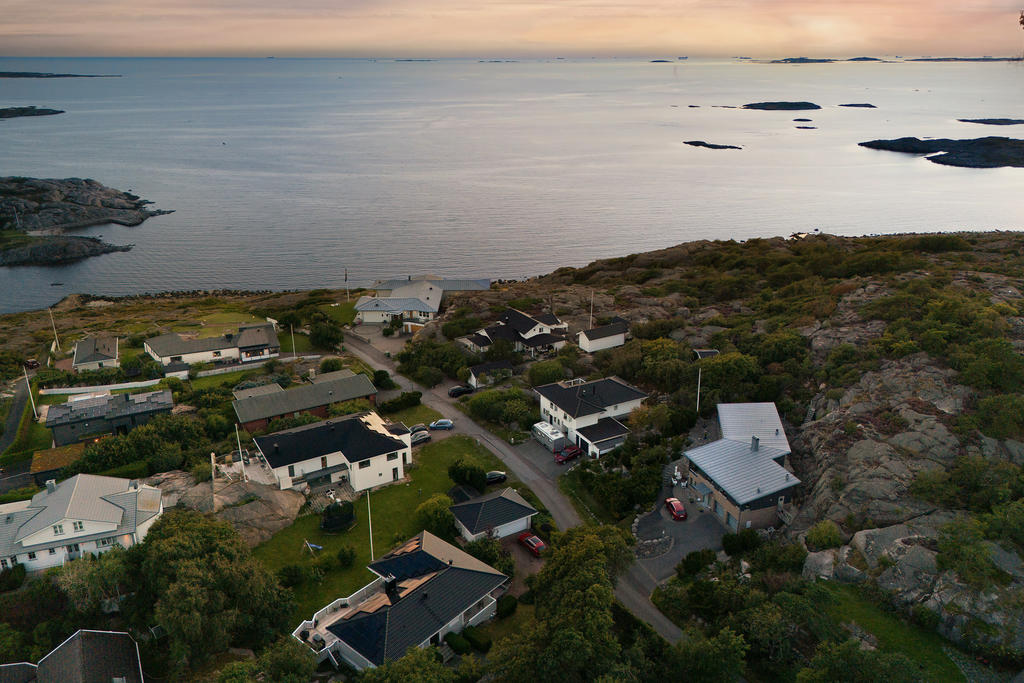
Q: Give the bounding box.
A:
[0,474,163,573]
[71,337,119,373]
[252,412,411,492]
[450,488,537,542]
[467,360,515,389]
[577,317,629,353]
[356,276,491,333]
[534,377,648,457]
[144,323,279,366]
[460,309,568,357]
[293,531,507,670]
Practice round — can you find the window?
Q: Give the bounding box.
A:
[0,559,6,569]
[53,524,64,536]
[98,538,115,547]
[359,460,371,469]
[213,351,222,357]
[171,356,182,362]
[387,453,398,461]
[67,544,80,553]
[73,521,84,532]
[49,548,56,555]
[287,465,295,477]
[321,456,328,469]
[27,552,36,560]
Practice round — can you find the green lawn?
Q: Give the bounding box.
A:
[383,404,442,427]
[253,435,521,620]
[1,390,53,464]
[190,369,259,391]
[819,582,964,682]
[476,603,536,644]
[278,331,313,355]
[171,312,262,339]
[320,302,357,325]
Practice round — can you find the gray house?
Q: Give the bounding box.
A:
[71,337,119,373]
[45,390,174,446]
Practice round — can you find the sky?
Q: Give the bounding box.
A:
[2,0,1023,57]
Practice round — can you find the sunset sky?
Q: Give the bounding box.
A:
[3,0,1023,57]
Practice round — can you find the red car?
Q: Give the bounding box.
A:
[665,497,687,521]
[517,531,547,557]
[554,445,583,464]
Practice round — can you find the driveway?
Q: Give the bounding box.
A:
[635,484,726,583]
[501,535,544,597]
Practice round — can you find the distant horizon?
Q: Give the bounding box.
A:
[3,53,1021,60]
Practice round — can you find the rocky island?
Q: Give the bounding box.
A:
[959,118,1024,126]
[743,101,822,110]
[838,103,876,108]
[0,71,120,78]
[859,136,1024,168]
[0,177,172,266]
[0,107,64,119]
[684,140,741,150]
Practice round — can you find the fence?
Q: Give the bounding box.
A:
[39,379,162,395]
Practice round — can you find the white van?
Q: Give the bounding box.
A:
[532,421,567,453]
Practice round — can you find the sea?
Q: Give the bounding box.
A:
[1,56,1022,313]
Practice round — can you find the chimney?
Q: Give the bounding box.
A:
[751,436,759,452]
[384,575,398,601]
[45,479,56,493]
[775,428,780,436]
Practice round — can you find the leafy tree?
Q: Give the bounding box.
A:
[796,638,919,683]
[373,369,396,389]
[414,494,457,540]
[257,636,316,683]
[806,520,842,550]
[54,547,128,613]
[675,627,749,683]
[448,459,487,493]
[414,366,445,387]
[463,537,515,577]
[360,645,453,683]
[676,548,717,579]
[320,357,344,373]
[937,518,1004,588]
[528,360,565,387]
[309,321,344,350]
[484,338,518,363]
[336,545,357,569]
[0,622,26,663]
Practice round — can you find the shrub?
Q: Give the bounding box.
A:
[677,548,717,578]
[378,391,422,414]
[329,399,374,417]
[98,460,151,479]
[382,327,394,337]
[806,520,842,550]
[527,360,565,387]
[444,631,472,655]
[0,486,39,505]
[750,540,807,573]
[463,537,515,577]
[276,564,307,588]
[722,528,762,556]
[449,459,487,493]
[190,460,212,483]
[496,594,518,619]
[461,625,492,653]
[373,369,396,389]
[518,589,535,605]
[321,501,356,532]
[336,545,357,569]
[414,366,444,387]
[320,357,344,373]
[0,564,26,593]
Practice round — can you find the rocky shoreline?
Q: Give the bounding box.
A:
[859,136,1024,168]
[0,177,172,266]
[743,101,821,110]
[0,107,64,119]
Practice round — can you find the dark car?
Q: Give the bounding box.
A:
[554,445,583,464]
[518,531,547,557]
[448,385,474,398]
[23,359,40,369]
[665,497,687,521]
[409,423,428,434]
[485,470,507,485]
[429,419,454,430]
[411,431,431,446]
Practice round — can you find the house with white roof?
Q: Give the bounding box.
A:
[684,402,800,531]
[144,323,279,367]
[356,276,491,333]
[0,474,163,573]
[534,377,648,457]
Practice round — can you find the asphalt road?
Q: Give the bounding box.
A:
[0,374,34,493]
[345,337,684,643]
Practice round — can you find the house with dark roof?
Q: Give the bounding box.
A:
[450,488,537,542]
[459,308,568,357]
[467,360,515,389]
[577,317,630,353]
[144,322,279,366]
[29,443,86,486]
[45,390,173,447]
[0,629,144,683]
[71,337,119,373]
[292,530,507,670]
[683,403,800,531]
[0,474,162,573]
[534,377,648,457]
[252,412,410,492]
[232,372,377,432]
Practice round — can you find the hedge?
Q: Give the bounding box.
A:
[496,594,518,619]
[0,563,26,593]
[443,631,472,655]
[462,625,492,653]
[99,460,151,479]
[378,391,422,414]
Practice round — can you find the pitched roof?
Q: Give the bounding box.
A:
[36,630,143,683]
[519,332,564,348]
[497,309,543,335]
[0,662,37,683]
[30,442,87,475]
[145,324,278,358]
[355,296,437,314]
[463,333,492,348]
[253,413,405,468]
[450,487,537,535]
[231,383,284,400]
[44,390,173,428]
[685,438,799,505]
[233,374,376,424]
[373,277,490,293]
[581,319,629,341]
[72,337,117,366]
[327,531,506,665]
[310,368,356,384]
[576,417,631,444]
[534,313,563,326]
[716,403,791,452]
[534,377,648,418]
[469,360,514,377]
[235,323,278,350]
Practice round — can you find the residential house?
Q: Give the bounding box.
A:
[29,443,86,486]
[0,629,145,683]
[252,411,411,492]
[577,317,630,353]
[45,390,173,447]
[357,276,491,334]
[460,309,568,357]
[71,337,119,373]
[450,488,537,542]
[143,322,279,366]
[534,377,647,457]
[232,371,377,432]
[0,474,163,573]
[467,360,515,389]
[684,402,800,531]
[292,530,507,670]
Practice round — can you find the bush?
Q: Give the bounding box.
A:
[373,369,396,389]
[496,594,518,619]
[0,564,26,593]
[414,366,445,387]
[518,589,535,605]
[444,631,472,655]
[321,501,356,532]
[461,625,492,653]
[310,321,344,349]
[449,459,487,493]
[0,486,39,505]
[463,537,515,578]
[382,327,395,337]
[336,545,357,569]
[677,548,717,578]
[750,540,808,573]
[98,460,151,479]
[320,357,344,373]
[276,565,307,588]
[722,528,762,556]
[378,391,422,414]
[191,460,212,483]
[806,520,842,550]
[527,360,565,387]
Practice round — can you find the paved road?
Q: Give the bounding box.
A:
[346,338,685,642]
[0,375,35,493]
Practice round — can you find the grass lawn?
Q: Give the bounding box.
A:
[253,435,525,621]
[383,404,442,427]
[819,582,964,682]
[320,302,356,325]
[476,603,536,644]
[1,392,53,464]
[278,331,313,354]
[172,312,262,339]
[190,369,260,391]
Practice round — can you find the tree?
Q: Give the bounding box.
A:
[414,494,457,540]
[360,645,453,683]
[528,360,565,387]
[54,547,128,613]
[320,357,344,373]
[0,623,26,664]
[310,321,344,350]
[463,537,515,577]
[257,636,317,683]
[797,639,919,683]
[448,459,487,493]
[673,627,748,683]
[414,366,445,387]
[320,501,355,532]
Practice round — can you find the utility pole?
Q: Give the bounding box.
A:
[345,268,350,302]
[235,423,247,482]
[23,366,37,420]
[210,452,217,511]
[589,290,594,329]
[290,324,296,359]
[367,490,374,561]
[696,367,702,417]
[47,307,60,352]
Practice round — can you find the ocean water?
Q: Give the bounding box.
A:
[0,56,1022,313]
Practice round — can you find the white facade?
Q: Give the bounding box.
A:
[538,394,645,448]
[144,342,240,366]
[578,330,626,353]
[455,516,531,543]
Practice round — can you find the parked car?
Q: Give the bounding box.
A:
[664,497,687,521]
[554,445,583,464]
[23,359,40,369]
[411,431,432,446]
[429,419,455,431]
[517,531,547,557]
[485,470,507,485]
[448,385,474,398]
[409,423,428,434]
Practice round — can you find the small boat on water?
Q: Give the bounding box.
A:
[50,282,64,286]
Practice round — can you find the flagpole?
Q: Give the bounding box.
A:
[291,324,296,359]
[367,490,374,561]
[235,423,247,482]
[24,366,37,420]
[47,307,60,352]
